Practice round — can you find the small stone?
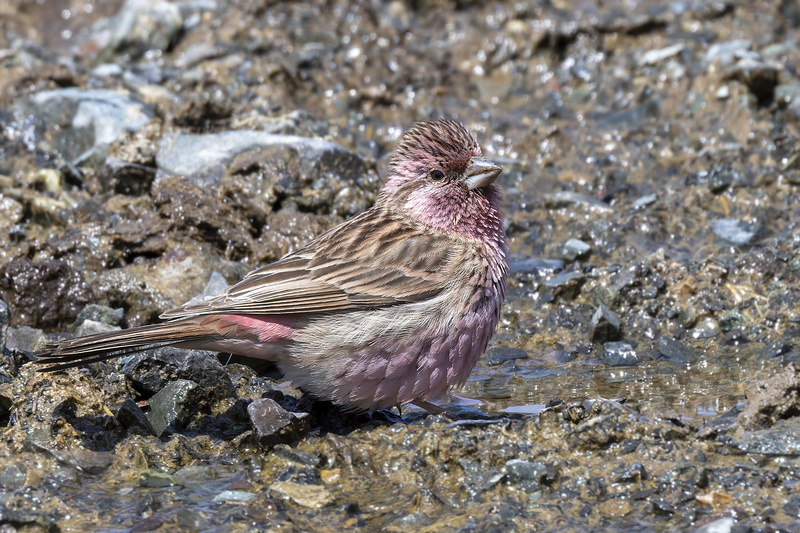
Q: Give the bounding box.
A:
[591,304,620,343]
[0,464,26,489]
[677,307,697,329]
[6,326,46,354]
[248,398,310,447]
[484,347,528,366]
[508,258,564,276]
[50,448,116,475]
[620,439,641,454]
[707,166,738,193]
[139,469,178,487]
[115,398,156,436]
[637,43,685,66]
[721,329,748,348]
[705,40,751,66]
[105,0,183,59]
[91,63,124,78]
[614,462,647,483]
[715,85,730,99]
[561,238,591,261]
[632,193,657,209]
[543,271,585,300]
[275,465,320,485]
[212,490,257,503]
[172,465,218,486]
[691,318,721,340]
[601,342,640,366]
[72,304,125,329]
[181,272,229,307]
[146,379,199,437]
[762,341,792,359]
[269,481,333,509]
[656,336,697,363]
[0,197,24,231]
[692,517,736,533]
[710,218,762,245]
[504,459,547,493]
[319,469,341,485]
[74,319,121,338]
[718,309,747,332]
[651,497,676,516]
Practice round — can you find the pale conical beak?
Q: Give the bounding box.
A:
[464,157,503,190]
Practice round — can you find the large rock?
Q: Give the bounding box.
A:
[123,346,236,400]
[739,364,800,430]
[156,131,376,216]
[24,88,153,164]
[0,257,95,330]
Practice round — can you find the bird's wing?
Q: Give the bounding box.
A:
[160,209,457,319]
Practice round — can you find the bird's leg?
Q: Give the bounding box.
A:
[412,400,446,414]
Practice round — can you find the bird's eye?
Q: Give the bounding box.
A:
[430,169,445,181]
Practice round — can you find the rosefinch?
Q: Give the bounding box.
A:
[36,118,508,412]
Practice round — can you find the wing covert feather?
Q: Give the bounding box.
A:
[160,210,459,319]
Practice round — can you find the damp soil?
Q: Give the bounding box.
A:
[1,0,800,531]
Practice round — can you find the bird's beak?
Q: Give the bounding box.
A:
[464,157,503,190]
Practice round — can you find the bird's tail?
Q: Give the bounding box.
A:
[34,320,215,372]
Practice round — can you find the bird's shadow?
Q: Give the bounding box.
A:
[51,393,422,454]
[56,396,505,456]
[46,355,505,456]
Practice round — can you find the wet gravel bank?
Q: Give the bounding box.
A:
[1,0,800,530]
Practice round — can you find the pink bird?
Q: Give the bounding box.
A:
[36,118,509,412]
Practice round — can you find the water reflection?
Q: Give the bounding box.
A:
[467,346,760,423]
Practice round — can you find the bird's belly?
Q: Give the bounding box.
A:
[283,285,502,410]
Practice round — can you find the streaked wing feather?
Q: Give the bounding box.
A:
[161,209,457,320]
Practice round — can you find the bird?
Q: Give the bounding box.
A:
[35,118,509,412]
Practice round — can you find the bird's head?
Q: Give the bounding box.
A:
[380,118,503,238]
[382,118,502,196]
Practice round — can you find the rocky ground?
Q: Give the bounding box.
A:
[1,0,800,531]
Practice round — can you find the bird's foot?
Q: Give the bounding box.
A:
[411,400,447,414]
